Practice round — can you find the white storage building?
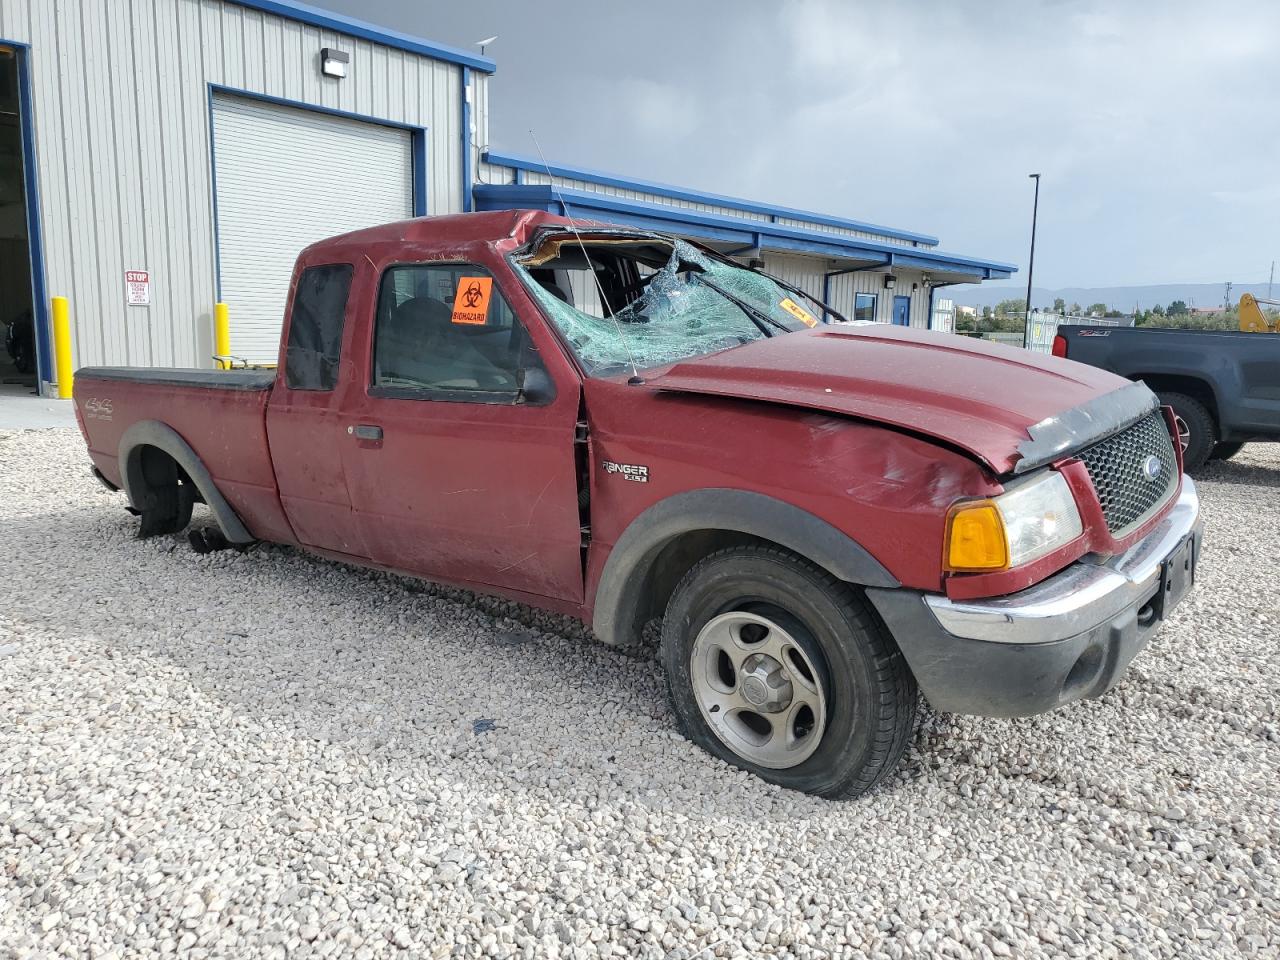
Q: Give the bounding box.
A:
[0,0,1014,391]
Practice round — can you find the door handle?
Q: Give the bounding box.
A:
[350,424,383,441]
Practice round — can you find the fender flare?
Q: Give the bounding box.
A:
[1124,369,1224,421]
[591,488,898,647]
[118,421,255,544]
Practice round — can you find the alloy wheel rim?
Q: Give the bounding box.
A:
[1173,414,1190,451]
[689,610,828,769]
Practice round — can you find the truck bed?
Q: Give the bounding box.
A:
[74,367,293,543]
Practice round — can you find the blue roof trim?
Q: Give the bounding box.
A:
[482,150,940,247]
[229,0,497,73]
[473,184,1016,279]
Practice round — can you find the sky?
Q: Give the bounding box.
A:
[313,0,1280,290]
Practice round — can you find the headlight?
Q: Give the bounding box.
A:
[945,471,1083,572]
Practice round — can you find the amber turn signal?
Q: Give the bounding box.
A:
[944,501,1010,572]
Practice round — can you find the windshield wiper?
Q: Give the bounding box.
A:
[690,273,794,338]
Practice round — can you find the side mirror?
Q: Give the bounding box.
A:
[518,365,556,405]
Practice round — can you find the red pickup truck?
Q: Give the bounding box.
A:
[74,210,1202,798]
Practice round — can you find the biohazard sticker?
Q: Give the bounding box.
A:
[780,297,818,327]
[451,277,493,325]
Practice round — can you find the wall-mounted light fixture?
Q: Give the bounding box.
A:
[883,274,897,290]
[321,48,349,79]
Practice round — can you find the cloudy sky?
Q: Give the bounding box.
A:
[315,0,1279,290]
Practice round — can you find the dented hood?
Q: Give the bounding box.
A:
[645,325,1150,476]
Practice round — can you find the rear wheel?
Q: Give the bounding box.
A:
[12,337,33,375]
[1156,392,1215,472]
[660,545,917,798]
[135,448,195,538]
[1209,441,1244,462]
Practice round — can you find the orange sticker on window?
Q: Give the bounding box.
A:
[780,297,818,327]
[451,277,493,325]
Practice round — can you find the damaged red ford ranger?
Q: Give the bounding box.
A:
[73,211,1202,798]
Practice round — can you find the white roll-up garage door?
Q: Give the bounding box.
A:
[212,93,414,363]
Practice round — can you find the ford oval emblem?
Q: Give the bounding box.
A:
[1142,455,1163,482]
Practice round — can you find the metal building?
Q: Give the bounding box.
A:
[0,0,1013,394]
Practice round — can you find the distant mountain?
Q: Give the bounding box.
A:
[947,282,1276,312]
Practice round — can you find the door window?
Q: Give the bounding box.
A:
[372,264,542,401]
[284,264,353,390]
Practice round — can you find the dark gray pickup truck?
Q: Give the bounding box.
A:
[1054,326,1280,470]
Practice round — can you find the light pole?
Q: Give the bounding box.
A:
[1023,173,1041,348]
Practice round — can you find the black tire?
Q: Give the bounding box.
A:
[1156,392,1216,472]
[660,545,917,798]
[1210,441,1244,462]
[12,339,34,375]
[136,449,195,538]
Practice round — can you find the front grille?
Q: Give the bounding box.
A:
[1076,411,1177,536]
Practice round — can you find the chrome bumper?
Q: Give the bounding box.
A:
[925,476,1201,645]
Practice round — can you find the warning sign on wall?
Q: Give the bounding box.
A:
[125,270,151,306]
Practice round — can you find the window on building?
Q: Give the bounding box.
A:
[372,263,542,400]
[284,264,353,390]
[854,293,877,324]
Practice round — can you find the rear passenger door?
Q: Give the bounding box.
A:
[340,261,585,602]
[266,262,370,557]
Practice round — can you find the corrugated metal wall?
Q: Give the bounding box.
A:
[474,157,941,328]
[765,253,933,329]
[471,70,490,192]
[478,160,923,250]
[0,0,471,371]
[772,217,919,247]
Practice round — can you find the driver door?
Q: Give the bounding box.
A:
[340,261,584,602]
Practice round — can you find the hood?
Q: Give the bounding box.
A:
[644,325,1143,476]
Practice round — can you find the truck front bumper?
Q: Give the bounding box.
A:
[867,477,1202,718]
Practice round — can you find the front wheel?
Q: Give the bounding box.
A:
[660,545,917,798]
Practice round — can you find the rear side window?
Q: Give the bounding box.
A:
[285,264,353,390]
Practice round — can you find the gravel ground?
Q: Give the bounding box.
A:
[2,429,1277,960]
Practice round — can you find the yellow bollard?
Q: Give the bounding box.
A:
[214,302,231,370]
[52,296,73,399]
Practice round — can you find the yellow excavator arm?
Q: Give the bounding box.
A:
[1239,293,1280,332]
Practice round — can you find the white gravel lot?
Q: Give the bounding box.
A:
[1,428,1277,960]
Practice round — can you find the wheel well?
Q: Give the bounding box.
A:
[630,530,814,642]
[1131,374,1218,424]
[590,488,898,649]
[117,422,255,544]
[133,444,201,503]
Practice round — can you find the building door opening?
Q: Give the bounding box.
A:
[0,46,37,390]
[892,294,910,326]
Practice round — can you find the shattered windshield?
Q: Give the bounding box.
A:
[514,236,829,376]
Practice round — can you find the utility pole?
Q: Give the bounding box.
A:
[1022,173,1041,348]
[1224,281,1233,312]
[1269,261,1275,300]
